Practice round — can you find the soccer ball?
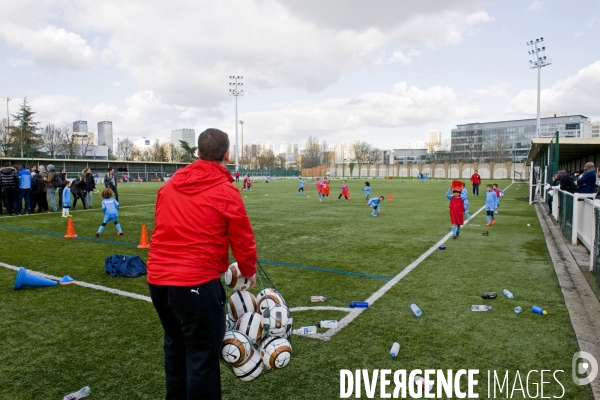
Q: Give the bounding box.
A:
[326,172,330,176]
[262,304,293,337]
[221,330,252,366]
[225,313,236,330]
[260,336,293,370]
[224,262,251,292]
[235,312,265,344]
[256,288,286,314]
[228,291,258,321]
[233,349,264,381]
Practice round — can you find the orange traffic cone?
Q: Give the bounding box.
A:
[388,192,393,201]
[137,224,150,249]
[64,217,77,238]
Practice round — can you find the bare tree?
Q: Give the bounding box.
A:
[256,148,275,169]
[303,136,321,169]
[275,154,286,169]
[40,123,66,158]
[117,138,135,161]
[365,148,382,165]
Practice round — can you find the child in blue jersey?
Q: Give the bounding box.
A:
[461,186,471,221]
[485,184,497,226]
[96,188,123,236]
[367,195,385,217]
[297,178,306,196]
[61,180,72,218]
[363,182,371,200]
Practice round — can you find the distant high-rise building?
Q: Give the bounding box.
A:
[279,143,298,155]
[591,121,600,138]
[73,120,87,133]
[171,128,196,149]
[98,121,113,150]
[427,130,442,153]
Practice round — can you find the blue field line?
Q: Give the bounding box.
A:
[0,225,139,247]
[257,259,392,281]
[0,224,391,280]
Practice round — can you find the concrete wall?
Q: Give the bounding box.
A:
[304,162,527,180]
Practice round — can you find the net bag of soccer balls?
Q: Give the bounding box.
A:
[220,261,293,381]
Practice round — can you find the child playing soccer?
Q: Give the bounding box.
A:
[96,188,123,237]
[61,180,72,218]
[297,178,306,196]
[492,183,503,211]
[367,195,385,217]
[485,184,497,226]
[461,184,471,221]
[315,177,323,201]
[338,180,350,201]
[446,181,465,239]
[320,178,330,202]
[363,182,371,200]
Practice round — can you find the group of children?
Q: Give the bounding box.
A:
[297,177,386,217]
[446,180,504,239]
[60,179,123,236]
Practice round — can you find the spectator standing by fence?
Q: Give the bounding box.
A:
[84,168,96,208]
[575,162,596,194]
[104,168,119,201]
[1,163,18,215]
[16,164,31,215]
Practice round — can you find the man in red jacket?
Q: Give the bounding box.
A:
[470,170,481,197]
[148,128,257,400]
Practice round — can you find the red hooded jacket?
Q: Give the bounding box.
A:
[147,160,257,286]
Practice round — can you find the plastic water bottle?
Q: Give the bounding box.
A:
[514,306,522,313]
[532,306,548,315]
[318,320,338,328]
[390,342,400,357]
[410,303,422,317]
[471,305,492,312]
[63,386,91,400]
[311,296,327,302]
[348,301,369,308]
[293,326,317,335]
[503,289,514,299]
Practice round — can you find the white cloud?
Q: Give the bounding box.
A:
[7,58,33,67]
[53,0,490,107]
[470,83,510,100]
[239,82,481,143]
[0,25,94,69]
[527,1,543,11]
[388,49,422,65]
[505,60,600,119]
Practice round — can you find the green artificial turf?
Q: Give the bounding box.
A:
[0,178,592,399]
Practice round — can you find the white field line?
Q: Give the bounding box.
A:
[0,262,153,302]
[311,182,514,341]
[0,261,351,313]
[0,203,155,219]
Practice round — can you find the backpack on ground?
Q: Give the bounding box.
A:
[53,173,63,188]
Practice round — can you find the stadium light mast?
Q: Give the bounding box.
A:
[3,97,13,154]
[239,120,244,162]
[229,76,244,171]
[527,37,551,137]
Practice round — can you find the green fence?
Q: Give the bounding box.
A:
[230,169,300,178]
[558,191,573,240]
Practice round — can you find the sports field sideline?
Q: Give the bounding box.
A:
[0,178,593,399]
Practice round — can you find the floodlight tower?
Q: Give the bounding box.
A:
[527,37,552,137]
[229,76,244,171]
[2,97,13,154]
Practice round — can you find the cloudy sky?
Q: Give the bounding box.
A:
[1,0,599,151]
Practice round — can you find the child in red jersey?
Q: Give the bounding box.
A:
[445,180,465,239]
[338,180,350,201]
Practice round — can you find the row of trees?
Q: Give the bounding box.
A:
[115,139,197,163]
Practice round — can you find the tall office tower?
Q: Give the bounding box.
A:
[73,120,87,133]
[171,128,196,148]
[98,121,113,150]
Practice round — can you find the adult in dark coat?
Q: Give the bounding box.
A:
[84,168,96,208]
[30,170,45,213]
[71,175,87,210]
[1,163,19,215]
[104,168,118,201]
